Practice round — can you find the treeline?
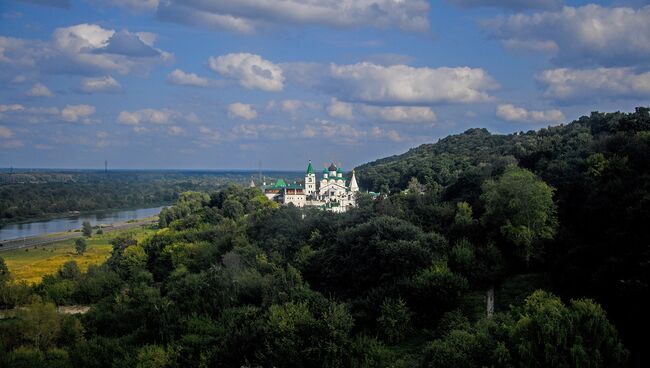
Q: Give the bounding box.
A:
[0,171,296,224]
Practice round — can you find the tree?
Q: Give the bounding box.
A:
[82,221,93,238]
[377,298,411,344]
[510,290,628,367]
[74,238,87,255]
[0,256,10,286]
[17,297,61,351]
[481,165,557,264]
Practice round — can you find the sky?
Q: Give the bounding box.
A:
[1,0,649,170]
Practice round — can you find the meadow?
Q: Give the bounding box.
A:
[2,226,155,284]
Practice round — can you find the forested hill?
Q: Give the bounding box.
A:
[357,107,650,364]
[356,107,650,194]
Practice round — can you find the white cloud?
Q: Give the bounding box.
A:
[362,105,437,123]
[0,104,25,113]
[117,108,198,131]
[370,126,405,142]
[279,99,320,113]
[0,24,171,77]
[537,67,650,101]
[167,69,211,87]
[486,5,650,67]
[326,62,497,105]
[209,53,284,91]
[228,103,257,120]
[80,76,121,93]
[302,119,406,144]
[61,104,96,123]
[327,99,354,120]
[0,126,14,138]
[168,125,185,136]
[156,0,430,34]
[0,103,100,124]
[26,83,54,97]
[496,104,565,123]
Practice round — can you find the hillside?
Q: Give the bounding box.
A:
[357,107,650,364]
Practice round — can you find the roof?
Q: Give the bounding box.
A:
[328,163,337,171]
[267,178,288,189]
[323,168,328,173]
[306,161,314,174]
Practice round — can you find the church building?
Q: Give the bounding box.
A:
[262,161,359,213]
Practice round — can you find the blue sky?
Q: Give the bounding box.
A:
[1,0,649,170]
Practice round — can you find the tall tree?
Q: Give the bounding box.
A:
[82,221,93,238]
[481,165,557,264]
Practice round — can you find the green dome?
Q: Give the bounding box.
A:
[336,167,343,173]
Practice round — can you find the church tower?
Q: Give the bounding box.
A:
[350,170,359,192]
[305,160,316,196]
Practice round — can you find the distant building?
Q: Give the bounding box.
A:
[261,161,359,213]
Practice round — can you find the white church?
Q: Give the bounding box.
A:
[260,161,359,213]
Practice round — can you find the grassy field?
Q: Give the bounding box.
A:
[2,226,155,284]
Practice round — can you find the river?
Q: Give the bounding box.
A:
[0,206,166,241]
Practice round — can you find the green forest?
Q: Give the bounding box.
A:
[1,108,649,367]
[0,171,297,224]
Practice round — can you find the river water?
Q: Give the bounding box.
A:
[0,206,166,241]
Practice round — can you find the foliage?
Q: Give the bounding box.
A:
[74,239,87,255]
[82,222,93,238]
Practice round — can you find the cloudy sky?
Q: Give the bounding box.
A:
[1,0,649,170]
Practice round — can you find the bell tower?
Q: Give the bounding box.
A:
[305,160,316,196]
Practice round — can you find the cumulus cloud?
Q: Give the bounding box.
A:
[0,103,99,124]
[0,24,171,77]
[61,104,96,123]
[362,105,437,123]
[537,67,650,101]
[447,0,561,10]
[97,30,161,57]
[209,53,284,92]
[496,104,565,123]
[167,69,211,87]
[80,76,121,93]
[278,99,320,113]
[228,103,257,120]
[324,62,497,105]
[0,126,14,138]
[155,0,430,34]
[26,83,54,97]
[485,5,650,67]
[117,108,198,131]
[302,119,405,144]
[327,99,354,120]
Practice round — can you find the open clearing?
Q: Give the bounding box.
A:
[1,225,156,284]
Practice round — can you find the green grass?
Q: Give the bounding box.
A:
[2,226,155,285]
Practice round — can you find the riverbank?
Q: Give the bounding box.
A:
[1,220,157,284]
[0,215,158,252]
[0,202,171,226]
